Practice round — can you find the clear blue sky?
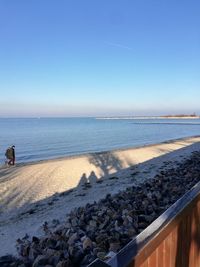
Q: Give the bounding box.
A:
[0,0,200,117]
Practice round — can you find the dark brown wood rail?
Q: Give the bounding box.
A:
[89,181,200,267]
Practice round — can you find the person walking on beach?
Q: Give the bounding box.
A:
[5,145,15,166]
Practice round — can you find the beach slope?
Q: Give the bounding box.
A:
[0,136,200,256]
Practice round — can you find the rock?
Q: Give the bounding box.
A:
[46,238,57,249]
[48,255,61,266]
[109,242,120,252]
[32,236,40,243]
[0,255,16,264]
[89,220,97,228]
[82,237,93,250]
[21,244,30,257]
[70,247,84,264]
[32,255,48,267]
[97,251,107,260]
[95,234,107,244]
[28,247,40,261]
[80,254,96,266]
[104,251,116,260]
[127,227,137,237]
[56,260,71,267]
[71,218,78,227]
[44,248,58,257]
[67,233,78,245]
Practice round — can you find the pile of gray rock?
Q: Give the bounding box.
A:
[1,151,200,267]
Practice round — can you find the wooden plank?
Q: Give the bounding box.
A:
[189,213,194,267]
[181,216,188,267]
[192,207,198,267]
[142,259,148,267]
[185,214,192,267]
[170,226,178,267]
[156,241,164,267]
[147,249,157,267]
[164,234,171,267]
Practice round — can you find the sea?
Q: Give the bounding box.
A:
[0,117,200,164]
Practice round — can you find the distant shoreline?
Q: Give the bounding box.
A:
[96,116,200,120]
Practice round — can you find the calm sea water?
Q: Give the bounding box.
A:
[0,117,200,164]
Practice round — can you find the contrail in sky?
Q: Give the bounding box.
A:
[104,41,132,50]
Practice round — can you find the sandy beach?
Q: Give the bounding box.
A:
[0,136,200,257]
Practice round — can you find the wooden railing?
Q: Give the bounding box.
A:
[89,182,200,267]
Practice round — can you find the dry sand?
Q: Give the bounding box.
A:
[0,136,200,256]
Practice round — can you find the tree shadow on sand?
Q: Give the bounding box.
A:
[89,152,123,177]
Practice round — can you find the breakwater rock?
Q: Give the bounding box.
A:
[2,151,200,267]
